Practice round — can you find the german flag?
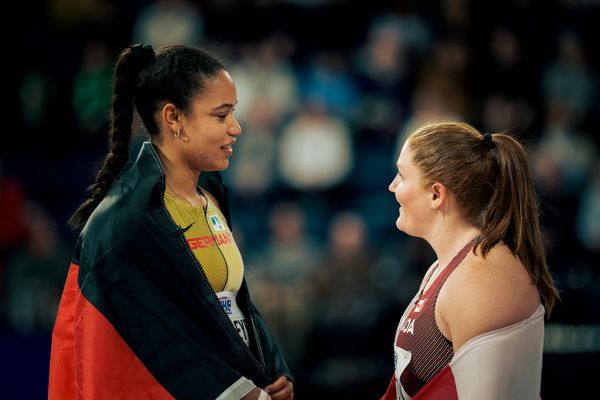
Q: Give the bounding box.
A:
[49,142,291,399]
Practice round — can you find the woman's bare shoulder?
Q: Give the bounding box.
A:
[437,244,540,352]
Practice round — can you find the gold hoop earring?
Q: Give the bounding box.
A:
[174,129,181,139]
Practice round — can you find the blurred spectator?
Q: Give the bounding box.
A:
[394,34,470,153]
[262,201,320,284]
[48,0,116,31]
[231,34,299,127]
[0,162,28,317]
[542,30,597,125]
[480,93,534,134]
[300,51,360,119]
[4,203,69,334]
[131,0,205,47]
[576,157,600,253]
[302,211,387,398]
[531,146,573,272]
[353,11,430,108]
[277,103,353,191]
[537,103,597,195]
[0,164,28,258]
[394,82,462,159]
[417,35,471,119]
[223,103,278,198]
[439,0,471,31]
[72,39,113,142]
[483,25,533,102]
[19,65,51,133]
[352,12,426,190]
[249,201,320,369]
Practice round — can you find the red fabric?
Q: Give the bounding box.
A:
[380,373,397,400]
[413,365,458,400]
[48,263,174,399]
[380,365,458,400]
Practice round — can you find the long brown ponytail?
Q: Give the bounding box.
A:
[408,121,559,314]
[482,133,559,313]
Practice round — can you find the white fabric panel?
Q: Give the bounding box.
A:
[450,305,545,400]
[216,377,256,400]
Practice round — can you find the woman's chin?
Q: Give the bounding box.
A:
[203,160,229,172]
[395,218,404,232]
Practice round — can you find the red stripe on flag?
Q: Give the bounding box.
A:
[49,262,79,399]
[48,262,174,399]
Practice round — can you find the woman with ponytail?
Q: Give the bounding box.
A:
[381,121,559,399]
[49,44,293,400]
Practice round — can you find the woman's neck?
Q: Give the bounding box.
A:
[154,143,202,201]
[426,217,481,270]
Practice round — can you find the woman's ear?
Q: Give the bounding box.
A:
[430,182,447,210]
[161,103,181,133]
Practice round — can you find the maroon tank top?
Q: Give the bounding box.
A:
[395,236,480,397]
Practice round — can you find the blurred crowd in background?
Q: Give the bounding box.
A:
[1,0,599,398]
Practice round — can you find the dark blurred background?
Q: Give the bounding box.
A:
[1,0,599,398]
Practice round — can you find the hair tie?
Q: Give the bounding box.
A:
[483,132,496,151]
[129,43,154,61]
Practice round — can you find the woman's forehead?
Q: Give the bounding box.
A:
[194,70,237,108]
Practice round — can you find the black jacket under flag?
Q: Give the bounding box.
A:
[49,142,292,399]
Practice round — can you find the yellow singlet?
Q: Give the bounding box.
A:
[164,189,244,292]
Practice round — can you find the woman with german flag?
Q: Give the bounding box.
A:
[48,43,293,400]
